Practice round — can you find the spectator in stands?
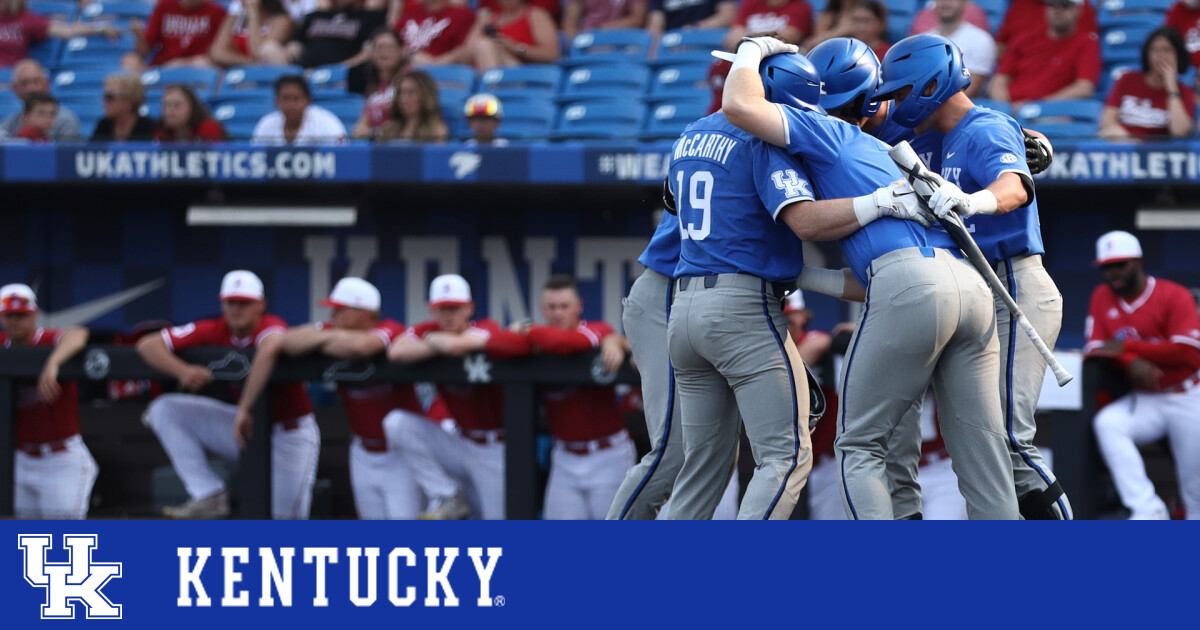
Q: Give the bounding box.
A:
[0,0,123,67]
[392,0,477,65]
[647,0,738,42]
[252,74,347,144]
[721,0,813,51]
[925,0,995,97]
[0,60,81,140]
[1166,0,1200,78]
[995,0,1096,60]
[209,0,294,67]
[562,0,649,42]
[908,0,989,36]
[352,27,407,139]
[478,0,562,25]
[375,70,449,141]
[129,0,227,70]
[846,0,890,60]
[464,0,560,70]
[464,92,507,145]
[988,0,1101,109]
[12,92,56,142]
[287,0,387,93]
[803,0,851,50]
[91,73,158,141]
[156,84,227,142]
[1100,27,1195,140]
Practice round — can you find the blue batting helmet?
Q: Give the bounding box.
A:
[873,34,971,128]
[807,37,881,119]
[760,52,826,114]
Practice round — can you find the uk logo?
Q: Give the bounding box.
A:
[18,534,123,620]
[771,169,810,198]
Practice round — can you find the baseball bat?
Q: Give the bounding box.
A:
[887,141,1073,387]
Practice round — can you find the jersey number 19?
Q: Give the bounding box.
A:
[675,170,713,241]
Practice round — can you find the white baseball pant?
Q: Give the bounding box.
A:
[383,410,484,518]
[545,430,636,520]
[808,456,847,520]
[144,393,321,519]
[348,437,424,520]
[14,435,98,520]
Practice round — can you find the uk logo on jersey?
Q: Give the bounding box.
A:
[18,534,123,620]
[771,169,810,198]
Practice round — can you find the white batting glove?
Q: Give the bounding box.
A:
[928,179,968,219]
[852,180,932,228]
[740,36,799,58]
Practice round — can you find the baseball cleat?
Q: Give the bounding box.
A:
[418,490,469,520]
[163,490,231,519]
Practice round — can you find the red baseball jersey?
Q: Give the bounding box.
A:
[161,314,314,422]
[997,28,1101,104]
[1104,72,1196,138]
[529,320,626,442]
[144,0,228,66]
[478,0,561,21]
[1084,276,1200,391]
[1,328,81,444]
[321,319,425,441]
[393,0,476,57]
[1166,2,1200,69]
[996,0,1097,48]
[734,0,812,40]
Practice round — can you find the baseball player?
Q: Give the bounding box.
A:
[874,33,1073,519]
[387,274,535,520]
[137,270,320,519]
[721,37,1019,519]
[233,277,428,520]
[519,273,635,520]
[0,283,98,520]
[1086,231,1200,520]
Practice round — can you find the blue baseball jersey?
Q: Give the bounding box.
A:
[670,113,813,283]
[777,105,955,286]
[938,107,1044,263]
[871,109,945,173]
[639,210,682,278]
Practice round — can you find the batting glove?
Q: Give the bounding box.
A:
[853,179,932,228]
[930,179,999,220]
[740,36,799,58]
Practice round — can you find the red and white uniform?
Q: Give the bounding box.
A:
[393,0,475,57]
[361,83,395,131]
[386,318,532,520]
[144,0,228,66]
[144,314,320,519]
[1,328,98,519]
[1086,276,1200,519]
[528,320,635,519]
[1167,1,1200,70]
[996,27,1101,104]
[1105,71,1197,138]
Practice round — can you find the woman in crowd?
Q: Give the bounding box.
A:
[845,0,890,60]
[91,74,158,141]
[210,0,295,67]
[1099,26,1195,141]
[156,85,227,142]
[464,0,560,71]
[375,70,450,143]
[352,27,407,139]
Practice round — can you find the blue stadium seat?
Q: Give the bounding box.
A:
[496,120,553,140]
[971,0,1009,32]
[438,87,470,110]
[0,67,13,91]
[888,14,913,43]
[52,68,113,99]
[317,98,365,128]
[0,91,20,118]
[418,64,478,93]
[70,101,107,135]
[566,29,653,66]
[501,100,556,128]
[1101,24,1157,67]
[1015,99,1102,139]
[27,0,77,21]
[648,63,712,100]
[81,1,154,26]
[141,67,220,99]
[1098,62,1136,98]
[140,100,162,120]
[309,65,349,95]
[211,101,274,139]
[551,102,645,140]
[60,34,138,69]
[652,28,727,66]
[558,64,650,103]
[218,65,304,101]
[641,100,708,140]
[1098,0,1173,15]
[476,65,562,101]
[27,40,62,71]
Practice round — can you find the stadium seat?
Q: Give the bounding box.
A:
[566,29,653,66]
[438,87,470,110]
[0,67,13,91]
[317,97,365,129]
[501,100,556,128]
[419,64,478,93]
[60,34,138,69]
[0,91,20,118]
[70,101,107,135]
[26,39,62,71]
[551,102,645,140]
[495,120,553,140]
[1101,24,1157,67]
[1098,62,1136,97]
[648,63,712,100]
[27,0,77,21]
[652,28,727,66]
[141,67,220,99]
[970,0,1009,32]
[140,101,162,120]
[888,14,914,43]
[1015,98,1103,139]
[1097,0,1173,24]
[309,65,349,95]
[641,100,708,140]
[217,65,304,101]
[52,68,113,100]
[476,64,562,101]
[211,101,275,139]
[81,1,154,26]
[558,64,650,103]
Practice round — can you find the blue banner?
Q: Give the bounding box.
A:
[6,140,1198,184]
[1,521,1193,627]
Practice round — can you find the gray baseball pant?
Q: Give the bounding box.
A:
[665,273,812,520]
[836,247,1019,520]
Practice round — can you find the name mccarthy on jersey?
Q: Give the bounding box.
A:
[673,132,740,165]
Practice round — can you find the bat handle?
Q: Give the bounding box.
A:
[1051,362,1074,387]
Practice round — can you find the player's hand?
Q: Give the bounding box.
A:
[599,341,625,373]
[234,407,254,449]
[928,179,968,219]
[1091,339,1124,356]
[740,36,799,58]
[178,365,214,391]
[877,179,933,227]
[1126,358,1164,390]
[1023,129,1053,175]
[37,364,62,403]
